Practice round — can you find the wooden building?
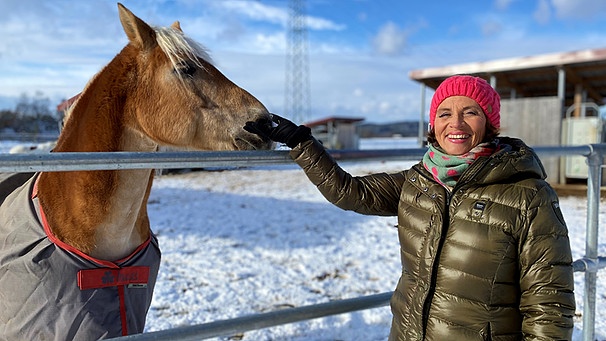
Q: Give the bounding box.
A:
[304,116,364,150]
[409,47,606,184]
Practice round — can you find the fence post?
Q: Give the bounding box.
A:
[582,144,604,341]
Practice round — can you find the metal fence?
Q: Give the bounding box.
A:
[0,144,603,341]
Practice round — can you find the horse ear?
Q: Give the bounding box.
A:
[171,21,182,32]
[117,3,157,51]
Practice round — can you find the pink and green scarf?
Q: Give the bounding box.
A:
[422,142,498,187]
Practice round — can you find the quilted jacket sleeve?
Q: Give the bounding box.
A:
[518,183,575,340]
[289,138,405,216]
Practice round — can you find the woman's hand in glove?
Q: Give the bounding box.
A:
[244,114,311,148]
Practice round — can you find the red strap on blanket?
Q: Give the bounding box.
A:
[118,285,128,336]
[77,267,150,290]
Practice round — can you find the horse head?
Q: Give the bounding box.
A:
[65,3,275,153]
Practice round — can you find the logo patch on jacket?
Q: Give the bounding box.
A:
[471,200,487,220]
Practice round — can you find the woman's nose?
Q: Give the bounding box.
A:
[449,114,465,128]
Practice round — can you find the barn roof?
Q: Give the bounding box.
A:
[304,116,364,127]
[56,93,81,112]
[409,47,606,105]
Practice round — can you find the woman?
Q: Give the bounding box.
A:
[245,75,575,340]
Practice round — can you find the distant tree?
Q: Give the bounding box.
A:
[15,91,54,118]
[12,91,59,134]
[15,93,33,117]
[0,110,18,131]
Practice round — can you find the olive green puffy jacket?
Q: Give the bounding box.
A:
[290,136,575,341]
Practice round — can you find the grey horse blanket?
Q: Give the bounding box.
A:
[0,173,161,340]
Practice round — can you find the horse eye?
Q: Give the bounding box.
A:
[175,62,196,77]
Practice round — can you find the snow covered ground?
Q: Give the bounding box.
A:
[1,138,605,340]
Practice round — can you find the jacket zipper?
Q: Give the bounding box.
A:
[421,191,451,338]
[419,157,493,338]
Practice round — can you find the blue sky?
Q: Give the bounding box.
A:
[1,0,606,123]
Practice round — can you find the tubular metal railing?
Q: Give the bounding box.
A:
[0,145,603,341]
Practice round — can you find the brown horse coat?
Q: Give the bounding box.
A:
[0,174,161,340]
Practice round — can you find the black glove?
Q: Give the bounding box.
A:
[244,114,311,148]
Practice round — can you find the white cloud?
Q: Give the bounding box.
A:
[305,16,346,31]
[216,20,247,42]
[494,0,516,10]
[473,12,526,41]
[357,12,368,22]
[379,101,392,112]
[0,1,122,65]
[481,20,503,37]
[217,1,289,26]
[551,0,606,20]
[372,22,408,57]
[534,0,552,24]
[253,32,287,54]
[216,0,344,31]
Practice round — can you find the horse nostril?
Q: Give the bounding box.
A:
[255,116,272,130]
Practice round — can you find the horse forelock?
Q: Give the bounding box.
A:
[154,26,212,77]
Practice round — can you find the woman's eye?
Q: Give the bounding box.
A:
[438,112,451,118]
[175,62,196,77]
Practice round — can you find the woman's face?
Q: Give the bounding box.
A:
[433,96,487,155]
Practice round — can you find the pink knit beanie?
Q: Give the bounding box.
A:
[429,75,500,129]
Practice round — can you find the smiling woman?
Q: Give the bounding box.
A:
[245,74,576,340]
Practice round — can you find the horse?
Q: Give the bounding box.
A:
[0,3,272,340]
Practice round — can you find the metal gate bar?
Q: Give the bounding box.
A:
[112,292,393,341]
[0,145,601,340]
[0,145,591,173]
[0,149,427,172]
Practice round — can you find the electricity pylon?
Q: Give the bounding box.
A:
[284,0,311,123]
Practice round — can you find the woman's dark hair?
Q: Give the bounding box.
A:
[426,120,500,146]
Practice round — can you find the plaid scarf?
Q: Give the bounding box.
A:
[423,142,497,187]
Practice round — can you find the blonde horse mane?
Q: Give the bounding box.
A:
[155,24,213,73]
